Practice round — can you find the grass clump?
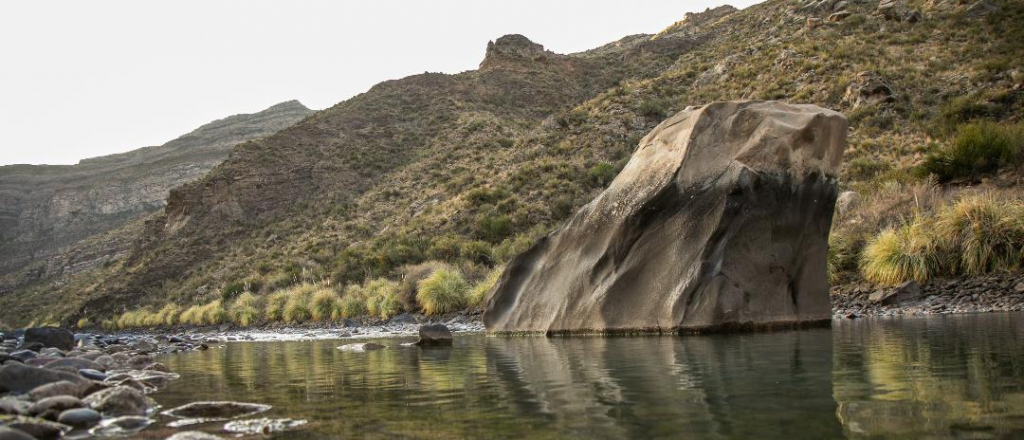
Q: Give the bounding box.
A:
[827,233,859,284]
[264,291,290,322]
[860,218,943,285]
[417,266,470,315]
[921,121,1024,183]
[934,195,1024,275]
[230,292,262,327]
[469,267,503,307]
[335,297,367,320]
[198,300,228,325]
[310,288,341,322]
[178,305,204,326]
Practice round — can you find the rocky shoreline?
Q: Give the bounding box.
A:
[0,320,468,440]
[831,274,1024,319]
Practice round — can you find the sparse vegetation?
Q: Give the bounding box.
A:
[469,267,502,307]
[922,122,1024,182]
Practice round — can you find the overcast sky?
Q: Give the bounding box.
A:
[0,0,761,166]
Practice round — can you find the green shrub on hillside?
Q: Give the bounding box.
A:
[417,267,469,315]
[922,122,1024,182]
[588,162,618,187]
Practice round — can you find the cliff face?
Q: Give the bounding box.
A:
[0,101,311,287]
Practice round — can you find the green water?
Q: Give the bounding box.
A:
[148,313,1024,439]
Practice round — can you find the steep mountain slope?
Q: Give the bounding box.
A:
[4,0,1021,326]
[0,101,312,292]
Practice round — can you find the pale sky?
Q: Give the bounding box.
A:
[0,0,761,166]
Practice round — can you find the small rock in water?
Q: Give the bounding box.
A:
[83,386,155,416]
[163,401,271,420]
[337,343,386,352]
[415,324,453,347]
[88,415,154,436]
[223,417,308,435]
[166,431,226,440]
[56,408,102,428]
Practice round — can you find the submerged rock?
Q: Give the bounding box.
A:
[337,343,386,352]
[223,418,307,435]
[88,415,153,436]
[83,386,155,416]
[484,101,847,334]
[166,431,225,440]
[163,401,271,420]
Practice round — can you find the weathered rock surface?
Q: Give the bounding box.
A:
[0,364,85,394]
[484,101,847,334]
[414,324,453,346]
[23,328,74,351]
[82,386,154,416]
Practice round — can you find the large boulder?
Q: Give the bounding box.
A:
[23,328,74,351]
[414,324,453,346]
[484,101,847,334]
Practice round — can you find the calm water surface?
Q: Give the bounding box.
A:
[146,313,1024,439]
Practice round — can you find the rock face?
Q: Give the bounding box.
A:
[484,101,847,334]
[0,101,311,291]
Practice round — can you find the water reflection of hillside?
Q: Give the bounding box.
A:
[152,314,1024,439]
[832,314,1024,439]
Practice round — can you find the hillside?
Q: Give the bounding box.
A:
[3,0,1021,327]
[0,101,312,295]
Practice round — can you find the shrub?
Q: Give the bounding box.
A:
[921,122,1024,182]
[310,288,340,322]
[397,262,445,310]
[221,281,247,301]
[934,195,1024,276]
[264,291,290,322]
[231,292,262,327]
[860,218,945,285]
[475,214,513,243]
[588,162,618,187]
[76,317,91,329]
[417,267,470,315]
[469,267,503,307]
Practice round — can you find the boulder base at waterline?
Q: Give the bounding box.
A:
[483,101,848,334]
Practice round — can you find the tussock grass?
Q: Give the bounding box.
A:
[860,218,944,285]
[152,304,182,326]
[264,291,290,322]
[334,297,367,320]
[859,194,1024,285]
[179,305,204,326]
[935,195,1024,275]
[231,292,262,327]
[417,266,469,315]
[199,300,228,325]
[469,267,503,307]
[310,288,340,322]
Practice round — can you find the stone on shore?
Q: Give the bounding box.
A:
[0,427,35,440]
[23,328,74,352]
[56,408,102,428]
[484,101,847,334]
[0,364,85,394]
[414,324,453,346]
[166,431,226,440]
[83,386,155,416]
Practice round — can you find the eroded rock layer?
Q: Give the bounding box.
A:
[484,101,848,334]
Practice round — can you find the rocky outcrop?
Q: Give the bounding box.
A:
[484,101,848,334]
[0,101,311,290]
[479,35,556,70]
